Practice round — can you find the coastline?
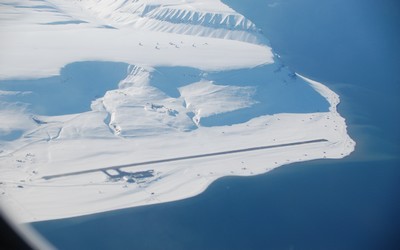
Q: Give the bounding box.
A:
[28,0,400,249]
[0,73,355,222]
[0,0,355,223]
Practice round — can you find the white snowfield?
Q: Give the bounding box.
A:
[0,0,354,223]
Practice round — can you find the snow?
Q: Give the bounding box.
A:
[0,0,272,79]
[179,80,257,125]
[54,0,266,43]
[0,0,355,223]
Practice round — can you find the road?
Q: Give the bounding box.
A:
[42,139,328,180]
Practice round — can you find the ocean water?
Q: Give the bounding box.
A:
[32,0,400,249]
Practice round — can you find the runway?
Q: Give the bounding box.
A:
[42,139,328,180]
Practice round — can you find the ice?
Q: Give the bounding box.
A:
[0,0,354,222]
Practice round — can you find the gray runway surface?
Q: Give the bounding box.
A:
[42,139,328,180]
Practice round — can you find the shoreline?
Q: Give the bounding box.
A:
[0,74,355,222]
[0,0,355,223]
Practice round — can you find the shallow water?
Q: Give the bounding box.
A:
[148,64,329,126]
[0,62,128,116]
[32,0,400,249]
[0,62,328,125]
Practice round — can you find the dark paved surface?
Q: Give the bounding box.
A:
[42,139,328,180]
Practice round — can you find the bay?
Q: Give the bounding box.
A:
[32,1,400,249]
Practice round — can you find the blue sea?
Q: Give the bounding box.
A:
[32,0,400,249]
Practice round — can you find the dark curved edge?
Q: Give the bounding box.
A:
[0,214,32,249]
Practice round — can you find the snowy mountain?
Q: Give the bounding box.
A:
[0,0,354,222]
[65,0,266,43]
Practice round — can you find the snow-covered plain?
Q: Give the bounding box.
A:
[0,0,354,222]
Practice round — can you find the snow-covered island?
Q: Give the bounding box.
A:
[0,0,354,222]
